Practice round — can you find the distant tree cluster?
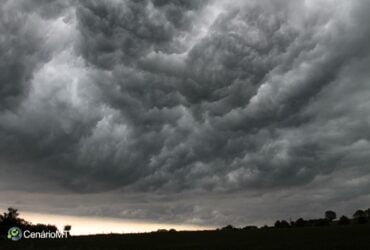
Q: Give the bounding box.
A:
[0,207,71,238]
[353,209,370,224]
[219,208,370,231]
[271,209,370,229]
[272,209,370,229]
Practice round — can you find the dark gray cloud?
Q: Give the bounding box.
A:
[0,2,46,110]
[0,0,73,110]
[1,0,370,226]
[76,0,208,68]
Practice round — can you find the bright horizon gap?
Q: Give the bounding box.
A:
[20,211,212,235]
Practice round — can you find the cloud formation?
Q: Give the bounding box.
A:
[1,0,370,226]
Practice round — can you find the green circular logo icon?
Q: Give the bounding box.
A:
[7,227,22,241]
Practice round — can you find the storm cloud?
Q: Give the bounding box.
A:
[1,0,370,227]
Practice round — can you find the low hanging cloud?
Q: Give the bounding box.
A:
[1,0,370,225]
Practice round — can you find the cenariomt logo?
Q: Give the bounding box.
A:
[8,227,22,241]
[7,227,68,241]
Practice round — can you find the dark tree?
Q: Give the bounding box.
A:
[353,210,366,219]
[221,225,237,231]
[274,220,281,228]
[338,216,350,225]
[0,207,22,235]
[243,225,258,230]
[365,208,370,218]
[353,210,368,224]
[2,207,19,222]
[294,218,307,227]
[275,220,290,228]
[280,220,290,228]
[1,207,60,236]
[325,210,336,221]
[357,217,368,224]
[64,225,72,237]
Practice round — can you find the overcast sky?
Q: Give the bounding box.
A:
[1,0,370,229]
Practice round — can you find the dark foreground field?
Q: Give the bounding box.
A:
[2,225,370,250]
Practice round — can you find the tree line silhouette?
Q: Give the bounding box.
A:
[1,207,370,238]
[0,208,71,238]
[219,208,370,231]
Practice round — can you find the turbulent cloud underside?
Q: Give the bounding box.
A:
[0,0,370,226]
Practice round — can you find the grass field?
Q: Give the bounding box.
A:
[2,224,370,250]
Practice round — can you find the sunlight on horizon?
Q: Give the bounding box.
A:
[21,212,211,235]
